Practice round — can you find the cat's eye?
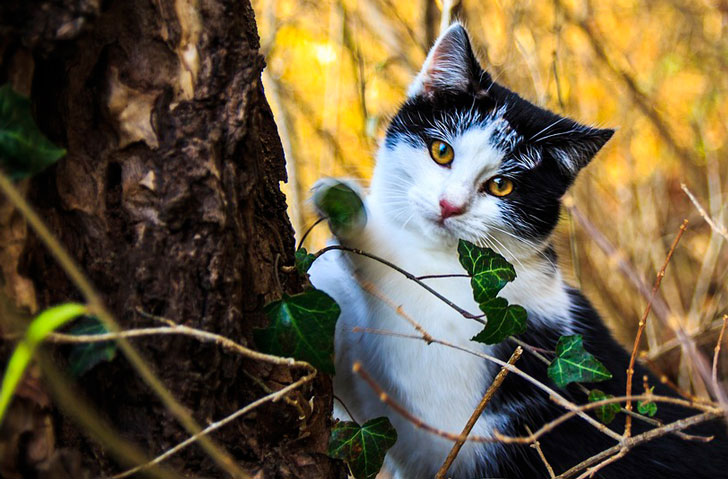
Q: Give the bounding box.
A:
[429,140,454,166]
[484,176,514,197]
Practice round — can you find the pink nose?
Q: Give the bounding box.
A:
[439,198,465,219]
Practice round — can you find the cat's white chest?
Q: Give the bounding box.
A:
[310,243,508,477]
[308,218,572,478]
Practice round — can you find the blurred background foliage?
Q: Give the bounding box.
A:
[253,0,728,398]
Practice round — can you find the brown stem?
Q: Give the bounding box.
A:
[712,315,728,395]
[436,347,523,478]
[314,245,485,324]
[624,219,688,437]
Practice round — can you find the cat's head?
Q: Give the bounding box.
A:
[372,23,613,260]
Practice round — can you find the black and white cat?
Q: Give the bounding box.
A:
[309,23,727,478]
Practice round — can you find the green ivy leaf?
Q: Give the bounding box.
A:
[457,240,516,303]
[313,180,367,237]
[547,335,612,388]
[328,417,397,479]
[471,297,527,345]
[638,388,657,417]
[457,240,527,344]
[68,317,117,377]
[255,289,340,374]
[0,84,66,179]
[588,389,621,425]
[294,247,316,275]
[638,400,658,417]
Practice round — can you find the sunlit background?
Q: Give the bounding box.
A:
[253,0,728,398]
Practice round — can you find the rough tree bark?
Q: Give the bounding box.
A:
[0,1,343,478]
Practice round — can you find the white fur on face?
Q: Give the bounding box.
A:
[371,113,544,261]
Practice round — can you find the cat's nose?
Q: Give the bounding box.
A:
[439,198,465,219]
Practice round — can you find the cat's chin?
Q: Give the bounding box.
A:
[403,215,462,249]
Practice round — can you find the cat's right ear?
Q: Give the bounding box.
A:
[407,22,490,98]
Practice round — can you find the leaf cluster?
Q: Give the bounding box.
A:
[458,240,527,344]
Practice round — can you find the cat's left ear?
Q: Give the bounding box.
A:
[407,22,488,98]
[544,124,615,177]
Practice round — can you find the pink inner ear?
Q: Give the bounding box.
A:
[419,27,474,95]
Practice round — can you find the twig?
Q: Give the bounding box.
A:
[108,371,316,479]
[556,411,724,479]
[333,395,359,424]
[526,425,556,479]
[436,347,523,479]
[297,217,326,251]
[681,183,728,243]
[352,328,623,442]
[356,277,434,343]
[314,245,485,323]
[352,360,492,443]
[46,324,313,370]
[642,355,704,402]
[575,447,627,479]
[625,219,688,437]
[415,273,470,280]
[0,172,249,479]
[713,315,728,394]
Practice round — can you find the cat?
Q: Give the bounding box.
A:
[308,22,727,479]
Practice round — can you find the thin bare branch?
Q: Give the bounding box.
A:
[556,411,724,479]
[625,219,688,437]
[526,425,556,478]
[436,347,523,479]
[713,315,728,394]
[357,277,434,343]
[315,245,485,323]
[575,448,627,479]
[682,183,728,243]
[109,371,316,479]
[44,322,313,371]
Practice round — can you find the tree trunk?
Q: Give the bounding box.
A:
[0,1,342,478]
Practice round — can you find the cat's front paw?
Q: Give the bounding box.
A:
[311,178,367,239]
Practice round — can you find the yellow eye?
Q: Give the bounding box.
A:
[485,176,514,197]
[429,140,454,166]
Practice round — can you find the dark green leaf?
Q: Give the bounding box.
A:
[0,84,65,179]
[294,247,316,275]
[457,239,527,344]
[68,317,117,377]
[547,335,612,388]
[471,297,527,345]
[457,239,516,303]
[314,180,366,237]
[328,417,397,479]
[255,289,340,374]
[588,389,621,425]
